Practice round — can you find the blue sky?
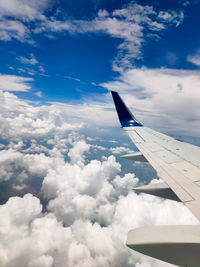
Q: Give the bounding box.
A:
[1,0,200,105]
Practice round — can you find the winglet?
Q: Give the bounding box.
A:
[111,91,143,128]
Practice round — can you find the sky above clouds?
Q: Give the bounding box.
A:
[0,0,200,136]
[0,0,200,267]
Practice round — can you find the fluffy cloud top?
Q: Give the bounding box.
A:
[0,89,199,267]
[0,174,198,267]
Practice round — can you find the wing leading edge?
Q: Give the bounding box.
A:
[111,91,200,266]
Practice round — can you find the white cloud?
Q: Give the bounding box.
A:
[0,19,29,41]
[16,54,47,77]
[0,90,84,144]
[49,100,116,127]
[0,89,199,267]
[0,194,71,267]
[158,10,184,27]
[0,0,51,22]
[110,146,134,154]
[17,53,39,65]
[0,176,198,267]
[102,67,200,136]
[35,91,43,97]
[0,74,33,91]
[0,149,60,182]
[0,0,52,42]
[0,1,185,69]
[38,65,45,73]
[187,50,200,66]
[33,3,185,69]
[0,193,42,227]
[91,144,107,151]
[64,76,81,82]
[86,136,98,142]
[68,140,90,164]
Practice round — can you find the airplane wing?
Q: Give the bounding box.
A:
[111,90,200,220]
[111,91,200,266]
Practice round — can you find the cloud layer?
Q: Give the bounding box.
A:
[102,67,200,137]
[0,90,199,267]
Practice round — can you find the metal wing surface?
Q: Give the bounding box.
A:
[111,91,200,221]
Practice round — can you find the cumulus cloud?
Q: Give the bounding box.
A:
[0,90,83,143]
[68,140,90,164]
[0,194,70,267]
[0,149,59,182]
[0,176,198,267]
[0,90,86,183]
[0,89,199,267]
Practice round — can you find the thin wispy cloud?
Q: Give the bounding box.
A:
[32,3,185,69]
[0,19,29,41]
[64,76,81,82]
[0,1,185,69]
[17,53,39,65]
[187,50,200,66]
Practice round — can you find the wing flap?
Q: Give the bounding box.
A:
[120,152,148,162]
[133,182,181,201]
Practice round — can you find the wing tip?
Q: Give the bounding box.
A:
[111,91,143,127]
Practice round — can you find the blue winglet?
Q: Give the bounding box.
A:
[111,91,143,128]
